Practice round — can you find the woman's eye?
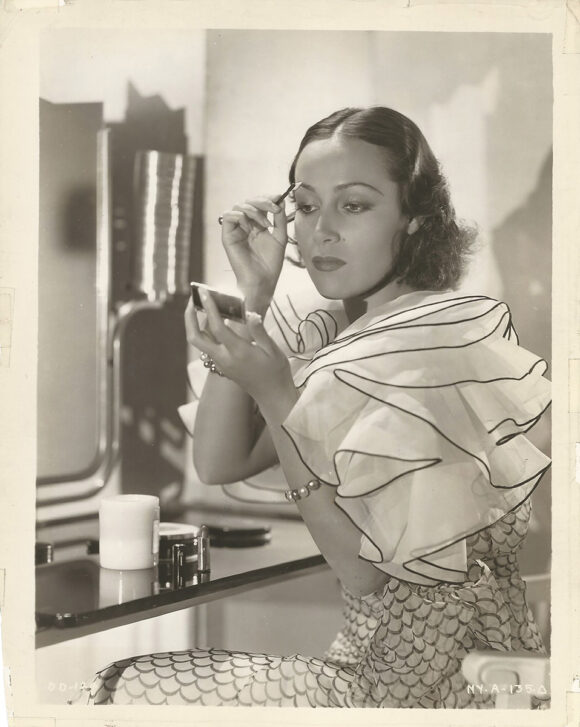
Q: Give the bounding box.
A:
[343,202,369,213]
[296,203,317,215]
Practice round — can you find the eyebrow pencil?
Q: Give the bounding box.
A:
[218,181,301,225]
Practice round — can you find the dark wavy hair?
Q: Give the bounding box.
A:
[288,107,476,291]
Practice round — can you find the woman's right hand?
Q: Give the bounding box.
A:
[220,195,288,317]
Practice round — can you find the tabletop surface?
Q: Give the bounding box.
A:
[35,509,327,648]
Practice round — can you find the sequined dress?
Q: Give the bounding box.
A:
[88,290,551,708]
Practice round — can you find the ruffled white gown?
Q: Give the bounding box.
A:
[87,290,551,708]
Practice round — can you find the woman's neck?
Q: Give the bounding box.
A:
[343,280,417,324]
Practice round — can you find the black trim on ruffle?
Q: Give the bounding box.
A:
[269,296,343,359]
[318,295,501,349]
[489,400,552,436]
[269,298,301,354]
[297,301,527,387]
[337,470,546,587]
[415,558,468,576]
[331,368,550,491]
[220,483,290,506]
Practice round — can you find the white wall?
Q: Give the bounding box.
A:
[203,30,375,290]
[202,30,551,298]
[40,28,206,154]
[368,32,552,232]
[369,32,552,299]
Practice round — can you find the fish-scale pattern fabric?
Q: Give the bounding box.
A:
[87,501,546,708]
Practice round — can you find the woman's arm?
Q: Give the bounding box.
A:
[186,301,278,483]
[187,194,289,483]
[192,370,277,484]
[259,378,388,598]
[198,293,388,598]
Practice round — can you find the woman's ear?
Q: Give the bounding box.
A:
[407,216,425,235]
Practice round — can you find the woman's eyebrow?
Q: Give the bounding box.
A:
[297,182,384,196]
[336,182,384,195]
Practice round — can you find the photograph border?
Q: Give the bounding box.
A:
[0,2,577,726]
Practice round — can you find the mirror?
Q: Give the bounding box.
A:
[37,91,203,509]
[37,99,108,485]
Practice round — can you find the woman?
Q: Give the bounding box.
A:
[88,107,551,708]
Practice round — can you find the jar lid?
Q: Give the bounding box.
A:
[159,522,200,542]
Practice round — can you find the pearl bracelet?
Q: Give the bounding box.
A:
[200,352,224,376]
[284,478,321,503]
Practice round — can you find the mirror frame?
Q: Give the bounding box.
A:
[36,128,114,507]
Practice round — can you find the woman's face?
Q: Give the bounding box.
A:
[293,135,409,304]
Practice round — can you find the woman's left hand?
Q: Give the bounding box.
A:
[189,288,295,409]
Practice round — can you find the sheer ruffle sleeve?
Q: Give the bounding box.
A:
[282,293,551,586]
